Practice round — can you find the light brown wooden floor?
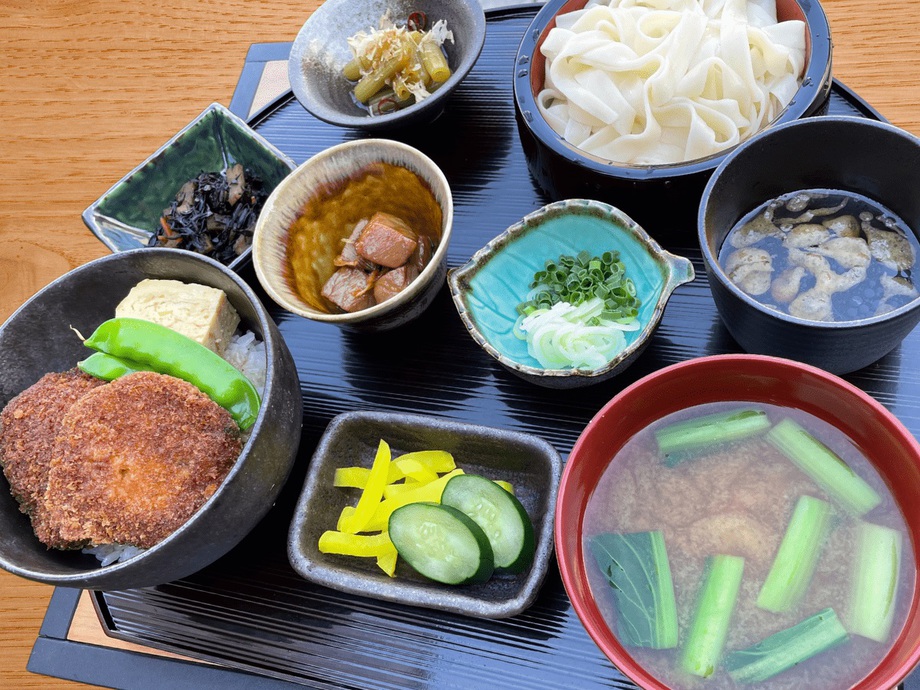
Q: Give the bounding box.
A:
[1,0,919,687]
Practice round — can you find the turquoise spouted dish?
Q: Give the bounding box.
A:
[448,199,695,388]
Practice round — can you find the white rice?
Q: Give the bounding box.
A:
[84,329,266,566]
[223,329,267,392]
[83,543,146,567]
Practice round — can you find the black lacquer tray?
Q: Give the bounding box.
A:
[75,6,920,689]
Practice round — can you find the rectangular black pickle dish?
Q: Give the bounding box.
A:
[86,6,920,689]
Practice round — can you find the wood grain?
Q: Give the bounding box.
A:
[0,0,918,687]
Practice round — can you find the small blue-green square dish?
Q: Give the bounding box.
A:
[448,199,695,388]
[82,102,296,271]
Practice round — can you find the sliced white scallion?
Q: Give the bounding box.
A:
[514,297,639,370]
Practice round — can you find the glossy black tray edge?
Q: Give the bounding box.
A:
[26,15,910,690]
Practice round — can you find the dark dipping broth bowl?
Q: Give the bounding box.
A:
[556,354,920,690]
[0,249,302,590]
[513,0,833,238]
[699,116,920,375]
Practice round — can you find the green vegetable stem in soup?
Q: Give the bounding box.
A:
[717,189,920,322]
[582,402,914,690]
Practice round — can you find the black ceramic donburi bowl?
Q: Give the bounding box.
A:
[0,249,302,590]
[288,0,486,131]
[513,0,833,241]
[699,116,920,375]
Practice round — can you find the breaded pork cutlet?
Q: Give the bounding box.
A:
[0,369,105,521]
[39,371,242,550]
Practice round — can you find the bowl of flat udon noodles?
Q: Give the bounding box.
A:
[556,354,920,690]
[513,0,833,240]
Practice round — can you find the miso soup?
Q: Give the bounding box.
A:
[583,402,914,689]
[717,189,920,322]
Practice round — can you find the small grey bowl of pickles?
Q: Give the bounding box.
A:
[287,410,562,619]
[287,0,486,130]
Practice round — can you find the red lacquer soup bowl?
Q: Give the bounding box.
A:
[556,354,920,689]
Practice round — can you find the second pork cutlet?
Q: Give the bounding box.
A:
[0,369,105,519]
[39,371,242,550]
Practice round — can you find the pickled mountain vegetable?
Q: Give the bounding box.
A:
[724,608,849,683]
[342,11,454,115]
[766,418,882,515]
[514,251,642,369]
[849,521,903,642]
[654,408,771,465]
[588,531,678,649]
[757,495,832,613]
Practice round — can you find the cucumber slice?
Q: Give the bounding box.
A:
[441,474,536,573]
[388,502,494,585]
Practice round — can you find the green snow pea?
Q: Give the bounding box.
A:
[82,318,261,430]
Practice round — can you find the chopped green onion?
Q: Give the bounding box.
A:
[515,251,642,369]
[520,250,641,318]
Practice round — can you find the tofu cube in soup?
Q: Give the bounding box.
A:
[355,212,418,268]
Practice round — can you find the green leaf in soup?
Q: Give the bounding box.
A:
[588,530,679,649]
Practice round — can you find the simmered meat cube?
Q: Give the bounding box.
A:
[374,264,420,303]
[334,220,375,271]
[412,235,433,273]
[355,212,418,268]
[321,267,376,313]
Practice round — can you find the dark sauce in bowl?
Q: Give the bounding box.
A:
[717,189,920,322]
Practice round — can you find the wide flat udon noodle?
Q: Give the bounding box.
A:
[538,0,805,165]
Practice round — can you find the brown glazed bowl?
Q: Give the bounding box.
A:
[0,249,302,590]
[699,116,920,375]
[512,0,833,240]
[252,138,453,332]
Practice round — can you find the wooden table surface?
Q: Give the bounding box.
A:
[1,0,919,687]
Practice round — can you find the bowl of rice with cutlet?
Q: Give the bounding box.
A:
[0,248,302,590]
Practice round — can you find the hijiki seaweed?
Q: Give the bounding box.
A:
[150,163,268,264]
